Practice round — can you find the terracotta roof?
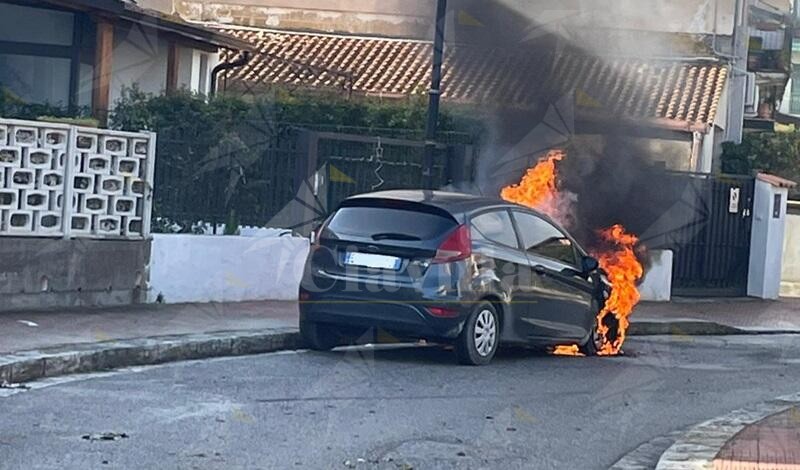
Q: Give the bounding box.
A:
[757,173,798,188]
[219,27,729,130]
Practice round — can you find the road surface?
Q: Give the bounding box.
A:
[2,335,800,469]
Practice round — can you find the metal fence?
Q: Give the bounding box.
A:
[151,121,475,231]
[153,124,301,229]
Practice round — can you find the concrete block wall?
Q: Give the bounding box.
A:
[0,118,156,312]
[0,118,156,239]
[0,238,151,312]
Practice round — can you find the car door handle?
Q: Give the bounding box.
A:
[533,265,547,275]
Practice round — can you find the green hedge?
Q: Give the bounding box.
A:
[109,86,483,137]
[107,87,484,232]
[722,132,800,198]
[0,87,93,122]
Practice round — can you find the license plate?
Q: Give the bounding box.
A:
[344,252,402,270]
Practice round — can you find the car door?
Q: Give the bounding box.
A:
[468,209,532,340]
[510,210,595,342]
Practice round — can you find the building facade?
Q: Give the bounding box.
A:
[0,0,249,124]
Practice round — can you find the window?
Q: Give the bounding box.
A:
[0,3,78,108]
[0,54,71,106]
[512,212,577,266]
[325,206,456,248]
[0,4,74,46]
[470,210,518,248]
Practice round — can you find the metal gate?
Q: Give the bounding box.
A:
[664,173,755,296]
[289,130,474,232]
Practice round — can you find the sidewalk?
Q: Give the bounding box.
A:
[0,300,298,355]
[634,297,800,334]
[4,297,798,354]
[0,301,301,385]
[714,405,800,469]
[615,392,800,470]
[1,297,798,384]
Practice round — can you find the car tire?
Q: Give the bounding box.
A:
[456,301,500,366]
[580,306,604,356]
[300,321,340,351]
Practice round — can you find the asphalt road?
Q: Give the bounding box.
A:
[2,335,800,470]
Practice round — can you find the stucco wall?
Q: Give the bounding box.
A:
[148,0,741,41]
[169,0,435,38]
[748,181,789,299]
[110,23,217,106]
[569,134,693,171]
[148,234,309,303]
[111,23,170,105]
[781,213,800,297]
[500,0,737,35]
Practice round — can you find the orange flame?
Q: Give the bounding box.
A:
[500,150,565,221]
[552,345,584,356]
[500,150,645,356]
[592,224,644,356]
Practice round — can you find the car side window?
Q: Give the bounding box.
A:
[512,211,577,266]
[470,210,518,249]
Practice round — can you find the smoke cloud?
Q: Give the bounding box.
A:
[446,0,717,255]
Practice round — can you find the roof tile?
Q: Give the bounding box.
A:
[220,27,728,127]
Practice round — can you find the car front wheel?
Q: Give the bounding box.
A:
[455,302,500,365]
[580,302,604,356]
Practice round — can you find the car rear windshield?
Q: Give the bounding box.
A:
[325,206,457,242]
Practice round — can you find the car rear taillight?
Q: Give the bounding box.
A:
[427,306,460,318]
[432,224,471,264]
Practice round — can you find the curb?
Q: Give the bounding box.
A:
[0,320,792,385]
[609,431,684,470]
[0,328,303,385]
[610,392,800,470]
[628,321,747,336]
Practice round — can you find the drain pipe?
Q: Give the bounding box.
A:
[209,51,251,97]
[690,131,705,172]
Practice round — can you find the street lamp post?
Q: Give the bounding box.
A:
[423,0,447,189]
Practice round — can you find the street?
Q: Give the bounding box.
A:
[2,335,800,469]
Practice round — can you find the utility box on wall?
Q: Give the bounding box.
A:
[748,173,798,299]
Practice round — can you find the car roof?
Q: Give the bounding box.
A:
[342,189,586,255]
[344,189,520,216]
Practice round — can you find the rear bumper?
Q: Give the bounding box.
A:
[299,288,469,340]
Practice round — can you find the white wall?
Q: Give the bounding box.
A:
[148,234,309,303]
[111,23,170,105]
[110,23,219,107]
[501,0,737,35]
[748,180,790,299]
[639,250,673,302]
[781,213,800,297]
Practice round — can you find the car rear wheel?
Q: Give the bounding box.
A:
[456,302,499,365]
[300,321,340,351]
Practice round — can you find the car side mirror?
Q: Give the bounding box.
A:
[581,256,599,274]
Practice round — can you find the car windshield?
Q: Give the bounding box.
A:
[4,1,800,469]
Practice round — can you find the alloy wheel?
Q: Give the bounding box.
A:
[474,309,497,356]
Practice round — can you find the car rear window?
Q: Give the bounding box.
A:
[325,206,457,241]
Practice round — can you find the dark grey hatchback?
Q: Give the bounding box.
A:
[299,190,610,365]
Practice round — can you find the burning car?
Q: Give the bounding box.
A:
[298,190,611,365]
